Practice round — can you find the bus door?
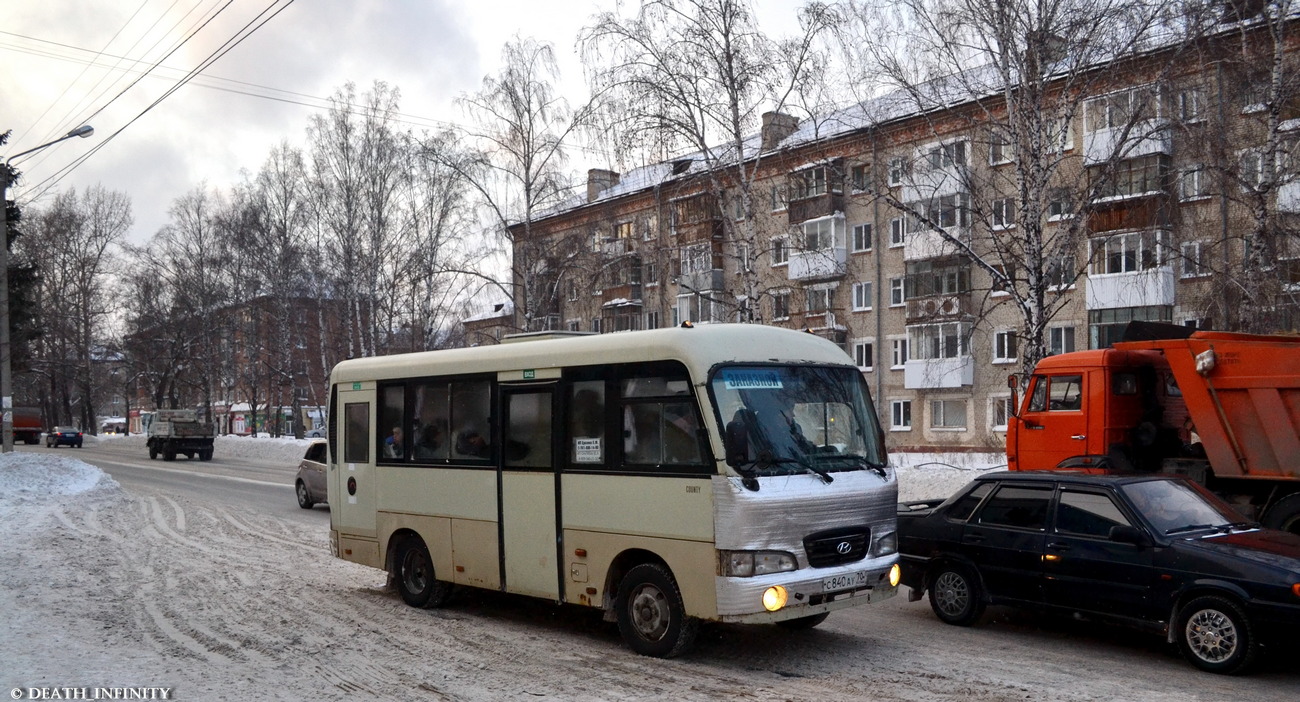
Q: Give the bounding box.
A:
[499,381,561,600]
[334,385,378,537]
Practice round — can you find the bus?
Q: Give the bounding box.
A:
[325,323,900,657]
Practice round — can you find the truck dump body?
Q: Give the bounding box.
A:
[1113,331,1300,480]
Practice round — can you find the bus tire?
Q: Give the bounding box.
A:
[615,563,698,658]
[1262,493,1300,535]
[394,535,452,609]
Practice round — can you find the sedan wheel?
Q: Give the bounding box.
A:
[928,565,985,626]
[296,481,314,509]
[1177,595,1256,674]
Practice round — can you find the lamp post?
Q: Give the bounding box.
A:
[1,125,95,452]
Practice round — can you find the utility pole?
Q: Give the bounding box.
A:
[1,125,94,452]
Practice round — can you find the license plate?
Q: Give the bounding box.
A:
[822,571,869,592]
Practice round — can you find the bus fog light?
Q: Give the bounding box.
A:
[889,563,901,587]
[763,586,788,612]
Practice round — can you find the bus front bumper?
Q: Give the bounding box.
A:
[714,559,899,624]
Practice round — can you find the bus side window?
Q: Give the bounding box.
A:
[451,380,492,460]
[344,402,370,463]
[568,381,605,464]
[378,385,405,461]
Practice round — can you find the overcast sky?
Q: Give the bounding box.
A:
[4,0,804,244]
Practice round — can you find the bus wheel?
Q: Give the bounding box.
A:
[394,535,452,609]
[776,612,830,630]
[616,563,698,658]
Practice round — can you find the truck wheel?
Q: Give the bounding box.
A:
[1262,494,1300,535]
[928,564,985,626]
[616,563,698,658]
[1176,595,1256,674]
[148,446,157,460]
[199,449,213,461]
[394,535,452,608]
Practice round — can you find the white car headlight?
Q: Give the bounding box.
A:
[722,550,798,577]
[872,531,897,557]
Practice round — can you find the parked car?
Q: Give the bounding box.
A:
[295,440,328,509]
[898,471,1300,674]
[305,427,327,438]
[46,426,83,449]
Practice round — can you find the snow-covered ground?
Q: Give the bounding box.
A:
[9,444,1124,701]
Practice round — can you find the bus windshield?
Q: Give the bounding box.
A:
[710,364,886,477]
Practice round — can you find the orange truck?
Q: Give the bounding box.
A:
[1006,323,1300,533]
[12,407,43,445]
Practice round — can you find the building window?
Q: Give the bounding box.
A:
[990,262,1013,296]
[791,165,841,200]
[851,164,870,191]
[806,286,832,316]
[644,261,658,286]
[1046,254,1077,289]
[1174,87,1205,123]
[890,337,909,369]
[591,317,603,333]
[770,184,787,211]
[993,330,1018,364]
[1180,166,1209,200]
[990,395,1014,432]
[888,157,907,186]
[910,322,970,360]
[645,310,660,330]
[737,242,752,273]
[772,291,791,321]
[772,236,789,265]
[923,192,971,230]
[1048,325,1076,356]
[614,221,634,239]
[926,140,968,170]
[889,217,906,247]
[1084,86,1157,133]
[567,319,580,332]
[567,280,578,302]
[643,214,657,240]
[681,243,712,275]
[890,399,912,430]
[889,277,905,307]
[1047,188,1072,220]
[852,223,873,252]
[1092,230,1164,274]
[905,258,971,298]
[802,217,839,251]
[989,130,1013,165]
[991,197,1015,230]
[852,281,873,311]
[930,399,967,430]
[853,339,874,371]
[1093,154,1167,200]
[1180,240,1208,278]
[1089,306,1172,348]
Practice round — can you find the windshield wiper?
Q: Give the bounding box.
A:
[833,453,889,480]
[1165,523,1220,535]
[739,452,834,485]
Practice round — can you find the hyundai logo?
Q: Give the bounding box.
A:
[836,541,852,555]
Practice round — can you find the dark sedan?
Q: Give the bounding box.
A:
[45,426,83,448]
[898,471,1300,674]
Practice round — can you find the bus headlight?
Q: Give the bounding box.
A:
[889,563,901,587]
[763,585,788,611]
[722,550,797,577]
[872,531,897,557]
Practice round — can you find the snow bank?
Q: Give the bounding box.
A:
[893,451,1006,502]
[96,431,315,464]
[0,452,119,499]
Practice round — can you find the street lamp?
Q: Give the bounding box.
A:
[1,125,95,452]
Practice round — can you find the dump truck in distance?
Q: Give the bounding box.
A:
[12,407,43,445]
[147,409,215,461]
[1006,324,1300,533]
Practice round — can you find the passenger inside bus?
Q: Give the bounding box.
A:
[454,425,490,458]
[384,426,404,458]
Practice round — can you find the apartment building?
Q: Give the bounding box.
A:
[505,19,1300,451]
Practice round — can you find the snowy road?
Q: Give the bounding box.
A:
[1,447,1296,701]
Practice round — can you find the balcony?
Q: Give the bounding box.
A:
[904,357,974,390]
[1083,119,1170,165]
[905,294,969,323]
[900,166,967,203]
[602,283,642,306]
[787,246,847,281]
[673,218,723,244]
[787,192,845,225]
[1085,266,1175,310]
[679,268,724,294]
[601,237,635,257]
[904,226,969,262]
[1088,194,1168,233]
